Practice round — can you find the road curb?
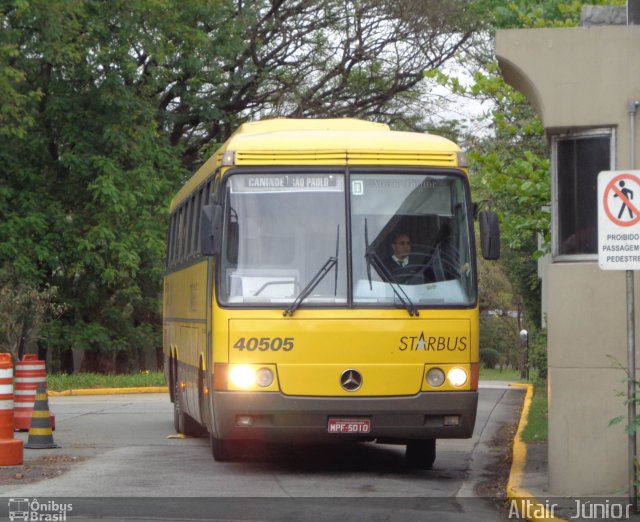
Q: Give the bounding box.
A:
[49,386,168,396]
[507,383,567,522]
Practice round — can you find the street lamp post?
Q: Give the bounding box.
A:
[519,329,529,380]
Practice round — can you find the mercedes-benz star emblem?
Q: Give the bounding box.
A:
[340,369,363,392]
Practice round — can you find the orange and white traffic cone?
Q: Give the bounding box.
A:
[14,354,55,431]
[24,381,58,449]
[0,353,23,465]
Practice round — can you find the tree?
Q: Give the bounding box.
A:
[0,271,65,362]
[477,248,521,369]
[0,0,486,371]
[154,0,486,167]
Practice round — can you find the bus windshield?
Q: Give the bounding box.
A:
[351,172,475,307]
[219,170,475,308]
[220,172,348,305]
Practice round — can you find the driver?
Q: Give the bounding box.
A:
[383,232,425,284]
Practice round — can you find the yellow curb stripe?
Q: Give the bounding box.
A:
[507,383,568,522]
[28,427,53,436]
[49,386,168,396]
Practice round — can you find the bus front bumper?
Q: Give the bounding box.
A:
[212,391,477,443]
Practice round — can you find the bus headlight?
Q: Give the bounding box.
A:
[229,365,255,388]
[426,368,446,387]
[448,367,468,387]
[255,367,274,387]
[228,365,275,389]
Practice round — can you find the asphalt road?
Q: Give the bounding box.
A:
[0,383,523,521]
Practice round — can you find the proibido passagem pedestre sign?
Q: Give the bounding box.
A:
[598,170,640,270]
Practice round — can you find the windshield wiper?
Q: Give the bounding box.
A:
[365,219,373,290]
[364,248,419,317]
[283,256,337,317]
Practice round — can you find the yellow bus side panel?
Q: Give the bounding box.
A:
[163,260,209,377]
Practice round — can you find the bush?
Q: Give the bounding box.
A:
[529,331,548,380]
[480,348,501,369]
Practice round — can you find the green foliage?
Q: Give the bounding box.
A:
[0,0,191,369]
[609,356,640,434]
[466,68,551,257]
[480,314,520,369]
[471,0,624,29]
[529,330,548,380]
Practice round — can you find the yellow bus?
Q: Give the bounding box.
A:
[163,118,499,467]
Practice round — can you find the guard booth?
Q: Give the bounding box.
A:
[496,6,640,495]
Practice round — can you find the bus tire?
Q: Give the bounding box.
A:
[210,435,244,462]
[405,439,436,469]
[173,376,204,436]
[173,379,181,433]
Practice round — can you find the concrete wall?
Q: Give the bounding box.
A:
[496,26,640,495]
[547,264,629,494]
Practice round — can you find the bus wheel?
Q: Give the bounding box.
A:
[173,377,204,436]
[210,435,244,462]
[406,439,436,469]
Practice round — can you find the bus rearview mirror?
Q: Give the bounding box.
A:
[479,210,500,260]
[201,204,223,256]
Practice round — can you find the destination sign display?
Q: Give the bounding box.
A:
[231,174,343,193]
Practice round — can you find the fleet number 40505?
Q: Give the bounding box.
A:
[233,337,294,352]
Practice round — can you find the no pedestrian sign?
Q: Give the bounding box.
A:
[598,170,640,270]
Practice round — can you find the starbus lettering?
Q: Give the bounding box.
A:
[398,332,467,351]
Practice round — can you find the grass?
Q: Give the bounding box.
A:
[47,371,166,391]
[521,380,548,443]
[479,367,523,381]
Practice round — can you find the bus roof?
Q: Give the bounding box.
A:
[170,118,461,210]
[234,118,390,134]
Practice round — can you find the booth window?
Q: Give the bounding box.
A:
[552,129,614,259]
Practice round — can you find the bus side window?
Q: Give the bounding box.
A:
[167,214,175,268]
[194,189,203,255]
[184,197,191,259]
[173,209,179,264]
[205,181,212,205]
[177,207,185,262]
